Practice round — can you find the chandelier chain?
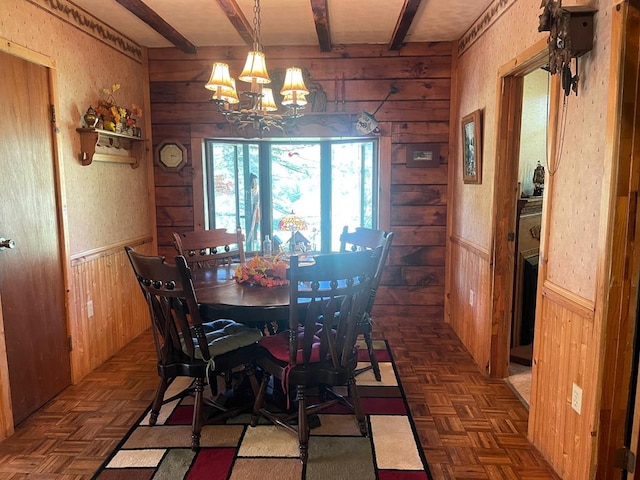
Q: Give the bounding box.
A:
[253,0,261,51]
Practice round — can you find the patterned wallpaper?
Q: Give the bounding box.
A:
[1,0,152,254]
[452,0,609,300]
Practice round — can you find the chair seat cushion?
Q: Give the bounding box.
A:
[258,328,321,364]
[187,319,262,361]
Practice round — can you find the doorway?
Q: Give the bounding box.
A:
[0,49,71,426]
[507,68,550,406]
[489,39,554,381]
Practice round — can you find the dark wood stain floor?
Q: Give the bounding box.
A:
[0,317,560,479]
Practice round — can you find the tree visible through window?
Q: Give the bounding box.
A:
[204,139,377,253]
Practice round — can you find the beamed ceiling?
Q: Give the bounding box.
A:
[69,0,494,52]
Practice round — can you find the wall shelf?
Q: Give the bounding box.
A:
[76,128,145,168]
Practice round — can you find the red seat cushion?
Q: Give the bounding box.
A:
[258,329,321,364]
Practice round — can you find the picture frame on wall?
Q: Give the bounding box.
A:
[406,143,441,168]
[461,109,482,184]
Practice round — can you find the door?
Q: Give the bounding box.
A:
[0,51,71,425]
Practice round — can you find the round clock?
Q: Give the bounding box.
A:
[155,140,187,172]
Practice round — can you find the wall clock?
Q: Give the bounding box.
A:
[155,140,187,172]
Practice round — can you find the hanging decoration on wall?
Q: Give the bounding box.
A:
[355,85,399,135]
[538,0,596,97]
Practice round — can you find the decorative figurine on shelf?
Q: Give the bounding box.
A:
[532,161,545,196]
[83,106,98,128]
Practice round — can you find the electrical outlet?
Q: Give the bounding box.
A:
[571,383,582,414]
[87,300,94,318]
[469,290,475,306]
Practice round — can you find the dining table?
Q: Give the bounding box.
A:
[192,263,292,329]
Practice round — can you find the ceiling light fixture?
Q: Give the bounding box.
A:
[205,0,309,136]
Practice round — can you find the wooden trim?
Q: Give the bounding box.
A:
[0,38,55,68]
[490,75,524,379]
[445,41,460,325]
[141,47,158,255]
[490,39,550,379]
[0,294,12,440]
[192,137,205,230]
[541,280,596,320]
[497,38,549,78]
[449,234,491,261]
[379,136,392,232]
[70,235,153,266]
[595,2,639,479]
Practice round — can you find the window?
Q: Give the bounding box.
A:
[204,139,378,253]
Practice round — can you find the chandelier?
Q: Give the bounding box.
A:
[205,0,309,135]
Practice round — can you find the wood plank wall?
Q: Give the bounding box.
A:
[68,238,153,382]
[148,43,451,317]
[448,235,492,373]
[529,282,597,479]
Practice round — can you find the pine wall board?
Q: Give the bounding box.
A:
[148,42,451,311]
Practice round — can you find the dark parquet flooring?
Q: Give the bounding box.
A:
[0,317,560,479]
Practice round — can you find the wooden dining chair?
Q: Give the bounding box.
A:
[251,249,380,464]
[125,246,262,450]
[172,227,246,269]
[339,226,394,381]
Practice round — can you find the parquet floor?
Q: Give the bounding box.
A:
[0,317,560,479]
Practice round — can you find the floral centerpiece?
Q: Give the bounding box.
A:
[234,254,289,287]
[91,83,143,135]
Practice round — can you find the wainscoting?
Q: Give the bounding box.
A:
[528,281,597,479]
[447,234,492,373]
[68,237,154,382]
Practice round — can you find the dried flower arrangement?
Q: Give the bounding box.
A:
[233,254,289,287]
[91,83,142,135]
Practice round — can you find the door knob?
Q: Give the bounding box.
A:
[0,238,15,250]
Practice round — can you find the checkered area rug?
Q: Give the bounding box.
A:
[91,340,431,480]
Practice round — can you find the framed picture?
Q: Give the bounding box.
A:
[461,109,482,184]
[406,143,440,168]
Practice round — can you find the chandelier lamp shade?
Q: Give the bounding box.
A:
[204,0,309,135]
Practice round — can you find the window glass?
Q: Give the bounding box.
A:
[205,142,260,251]
[205,139,376,253]
[331,142,374,251]
[270,144,321,252]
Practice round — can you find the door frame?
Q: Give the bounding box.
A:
[0,39,71,440]
[490,38,556,378]
[596,1,640,477]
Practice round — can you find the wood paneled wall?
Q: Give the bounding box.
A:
[529,282,597,479]
[148,43,451,313]
[68,238,153,382]
[448,235,492,372]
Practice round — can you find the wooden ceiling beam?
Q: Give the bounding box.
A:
[115,0,197,54]
[216,0,255,48]
[310,0,331,52]
[388,0,422,51]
